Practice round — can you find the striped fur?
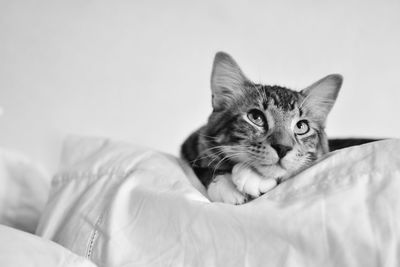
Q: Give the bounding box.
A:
[181,52,342,189]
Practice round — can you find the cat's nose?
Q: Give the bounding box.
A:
[271,144,292,158]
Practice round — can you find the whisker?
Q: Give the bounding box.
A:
[191,147,225,164]
[211,152,246,177]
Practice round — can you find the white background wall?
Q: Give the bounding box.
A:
[1,0,399,172]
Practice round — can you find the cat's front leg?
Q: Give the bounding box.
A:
[231,164,278,198]
[207,173,248,205]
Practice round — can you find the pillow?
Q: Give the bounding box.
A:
[0,224,96,267]
[0,148,50,233]
[36,136,400,267]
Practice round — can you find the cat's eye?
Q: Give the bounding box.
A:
[294,120,310,135]
[247,109,266,127]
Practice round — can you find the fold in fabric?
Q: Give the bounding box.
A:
[37,136,400,267]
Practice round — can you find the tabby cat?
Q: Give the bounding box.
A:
[181,52,342,204]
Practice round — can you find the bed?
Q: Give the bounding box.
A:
[1,136,399,266]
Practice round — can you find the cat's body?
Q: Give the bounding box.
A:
[181,52,343,204]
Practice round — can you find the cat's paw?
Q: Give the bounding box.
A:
[207,174,248,205]
[231,164,277,197]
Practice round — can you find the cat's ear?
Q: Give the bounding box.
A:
[211,52,248,111]
[300,74,343,121]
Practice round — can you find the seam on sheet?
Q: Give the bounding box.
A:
[86,212,104,259]
[53,170,125,185]
[52,150,159,186]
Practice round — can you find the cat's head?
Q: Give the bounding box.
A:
[204,52,342,180]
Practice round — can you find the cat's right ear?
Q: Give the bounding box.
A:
[211,52,248,111]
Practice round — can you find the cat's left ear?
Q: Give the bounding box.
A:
[210,52,249,111]
[300,74,343,121]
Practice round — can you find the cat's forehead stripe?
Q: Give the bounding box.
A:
[260,85,299,111]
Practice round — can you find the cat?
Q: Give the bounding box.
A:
[181,51,342,205]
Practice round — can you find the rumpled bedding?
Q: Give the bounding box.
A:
[35,136,400,267]
[0,148,95,267]
[0,148,50,233]
[0,224,96,267]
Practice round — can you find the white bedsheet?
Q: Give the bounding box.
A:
[0,148,49,233]
[37,136,400,267]
[0,224,96,267]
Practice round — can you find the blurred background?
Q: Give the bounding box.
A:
[0,0,399,172]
